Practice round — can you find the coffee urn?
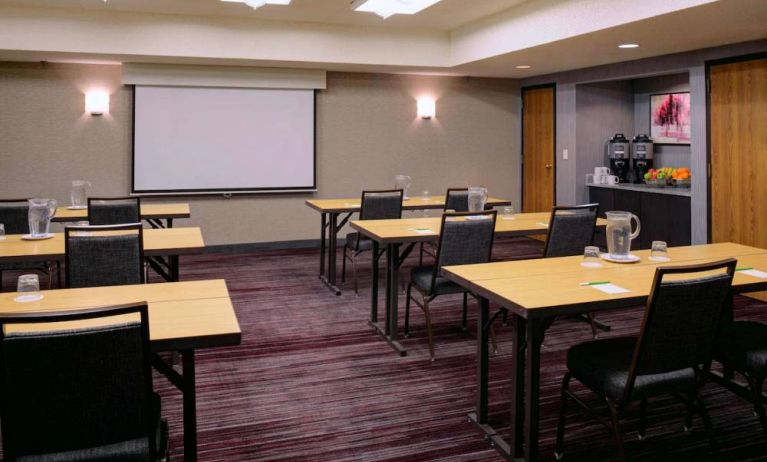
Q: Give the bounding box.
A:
[632,134,654,183]
[608,133,630,183]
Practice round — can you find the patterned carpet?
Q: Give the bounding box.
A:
[4,237,767,461]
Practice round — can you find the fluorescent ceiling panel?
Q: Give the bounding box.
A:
[352,0,443,19]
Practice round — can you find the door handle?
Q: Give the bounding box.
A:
[545,164,553,169]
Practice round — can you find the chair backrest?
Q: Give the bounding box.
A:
[444,188,469,212]
[65,223,145,288]
[359,189,403,220]
[542,203,599,258]
[0,199,29,234]
[433,210,497,291]
[621,258,737,402]
[0,303,155,460]
[88,197,141,225]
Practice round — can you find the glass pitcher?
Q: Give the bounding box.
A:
[394,174,411,199]
[70,180,91,209]
[468,186,488,213]
[28,198,58,237]
[605,211,641,259]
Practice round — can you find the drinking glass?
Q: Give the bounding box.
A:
[15,274,43,302]
[468,186,488,213]
[421,190,430,216]
[0,223,5,241]
[649,240,670,261]
[502,206,515,220]
[581,246,602,268]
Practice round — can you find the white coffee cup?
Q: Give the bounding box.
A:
[594,166,611,176]
[606,175,620,185]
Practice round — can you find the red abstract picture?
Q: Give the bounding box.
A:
[650,92,691,144]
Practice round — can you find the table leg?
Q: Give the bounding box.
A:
[170,255,179,282]
[369,241,381,328]
[469,297,500,441]
[182,349,198,462]
[319,212,327,278]
[319,213,341,295]
[167,218,174,229]
[508,315,527,458]
[524,318,544,462]
[371,242,406,356]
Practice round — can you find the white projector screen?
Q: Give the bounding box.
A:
[132,85,315,194]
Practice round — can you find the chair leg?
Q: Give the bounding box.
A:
[422,298,436,361]
[606,399,627,462]
[747,376,767,437]
[490,323,499,355]
[404,283,413,337]
[461,292,468,332]
[419,242,424,266]
[638,398,648,440]
[341,244,348,283]
[683,393,695,432]
[502,308,508,326]
[694,390,719,456]
[46,263,53,289]
[555,371,572,459]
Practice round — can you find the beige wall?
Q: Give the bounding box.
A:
[0,62,520,246]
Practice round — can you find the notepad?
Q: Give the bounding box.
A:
[410,228,435,234]
[739,269,767,279]
[591,283,630,294]
[344,203,360,207]
[536,222,549,227]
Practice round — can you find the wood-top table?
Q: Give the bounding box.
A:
[0,227,205,282]
[350,213,607,356]
[441,242,767,462]
[53,203,191,228]
[306,195,511,295]
[0,279,241,462]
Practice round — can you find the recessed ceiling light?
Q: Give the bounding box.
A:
[618,43,640,49]
[515,65,532,69]
[220,0,291,10]
[352,0,443,20]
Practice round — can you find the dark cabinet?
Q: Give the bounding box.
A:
[588,186,691,250]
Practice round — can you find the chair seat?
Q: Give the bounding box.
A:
[411,265,465,296]
[715,321,767,378]
[568,337,696,401]
[345,232,373,251]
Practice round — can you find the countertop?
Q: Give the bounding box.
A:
[587,183,692,197]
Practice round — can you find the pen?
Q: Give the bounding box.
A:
[736,267,753,271]
[580,281,610,286]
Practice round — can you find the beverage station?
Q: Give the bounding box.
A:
[588,133,692,249]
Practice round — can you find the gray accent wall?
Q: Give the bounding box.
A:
[521,39,767,245]
[575,81,634,204]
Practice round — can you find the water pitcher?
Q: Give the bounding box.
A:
[394,174,411,199]
[468,186,488,213]
[28,198,57,237]
[70,180,91,208]
[605,211,641,259]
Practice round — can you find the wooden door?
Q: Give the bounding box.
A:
[522,86,555,212]
[710,57,767,247]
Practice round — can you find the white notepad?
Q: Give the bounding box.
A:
[410,228,435,234]
[740,269,767,279]
[591,283,630,294]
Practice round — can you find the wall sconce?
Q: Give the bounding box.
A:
[417,97,435,119]
[85,90,110,116]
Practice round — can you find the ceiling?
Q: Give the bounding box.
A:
[0,0,765,78]
[0,0,531,31]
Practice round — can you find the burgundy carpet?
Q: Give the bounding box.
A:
[4,237,767,461]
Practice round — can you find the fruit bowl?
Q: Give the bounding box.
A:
[673,178,691,188]
[645,178,665,188]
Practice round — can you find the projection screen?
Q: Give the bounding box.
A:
[132,85,315,194]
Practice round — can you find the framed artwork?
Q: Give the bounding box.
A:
[650,92,691,144]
